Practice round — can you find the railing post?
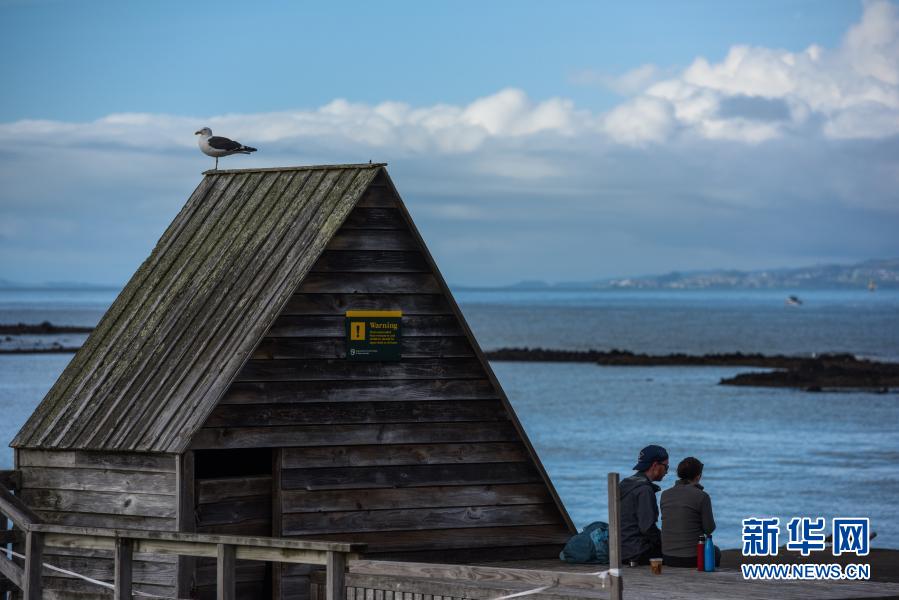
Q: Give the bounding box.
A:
[325,551,346,600]
[607,472,623,600]
[22,530,42,600]
[114,537,133,600]
[216,544,235,600]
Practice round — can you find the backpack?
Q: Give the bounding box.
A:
[559,521,610,564]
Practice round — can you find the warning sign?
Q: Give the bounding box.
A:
[345,310,402,361]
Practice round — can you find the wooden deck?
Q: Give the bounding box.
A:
[316,558,899,600]
[486,559,899,599]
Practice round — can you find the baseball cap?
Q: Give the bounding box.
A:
[633,444,669,471]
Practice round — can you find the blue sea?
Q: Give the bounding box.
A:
[1,287,898,549]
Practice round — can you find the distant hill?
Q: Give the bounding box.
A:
[472,259,899,291]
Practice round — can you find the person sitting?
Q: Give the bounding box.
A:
[619,444,669,565]
[660,456,720,568]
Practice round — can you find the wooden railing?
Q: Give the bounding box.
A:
[0,471,365,600]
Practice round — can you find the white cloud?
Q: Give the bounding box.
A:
[1,2,898,285]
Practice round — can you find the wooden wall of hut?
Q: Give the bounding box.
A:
[191,172,571,598]
[14,449,179,598]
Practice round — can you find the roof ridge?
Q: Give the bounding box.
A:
[203,163,387,175]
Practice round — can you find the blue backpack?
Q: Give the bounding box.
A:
[559,521,610,564]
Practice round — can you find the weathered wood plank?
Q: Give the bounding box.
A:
[326,551,345,600]
[217,544,236,600]
[311,251,429,273]
[251,337,473,360]
[21,467,176,495]
[196,497,271,527]
[281,483,551,513]
[16,450,176,473]
[367,543,565,564]
[281,442,528,469]
[339,208,404,230]
[0,469,20,491]
[608,472,622,600]
[283,503,560,535]
[287,524,571,552]
[220,379,498,405]
[355,185,397,208]
[266,315,461,337]
[20,489,176,518]
[236,358,483,382]
[325,231,416,251]
[296,273,441,294]
[0,484,41,529]
[197,476,272,504]
[281,462,539,491]
[282,293,449,316]
[205,400,506,428]
[34,524,364,553]
[177,451,196,599]
[197,520,272,537]
[113,537,133,600]
[35,510,176,532]
[0,554,23,589]
[192,422,520,450]
[24,530,43,600]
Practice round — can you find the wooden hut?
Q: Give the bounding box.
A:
[10,164,575,599]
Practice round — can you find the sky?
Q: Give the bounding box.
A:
[1,0,897,286]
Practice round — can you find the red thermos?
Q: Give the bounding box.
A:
[697,535,705,571]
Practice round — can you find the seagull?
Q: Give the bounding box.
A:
[194,127,257,170]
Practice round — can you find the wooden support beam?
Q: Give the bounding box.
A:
[114,537,133,600]
[217,544,235,600]
[0,486,40,530]
[0,554,23,589]
[0,471,20,493]
[22,530,43,600]
[326,551,346,600]
[607,472,623,600]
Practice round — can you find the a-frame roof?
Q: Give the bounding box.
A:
[13,164,383,453]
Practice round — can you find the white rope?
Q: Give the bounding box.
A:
[487,566,623,599]
[489,585,551,600]
[7,549,192,600]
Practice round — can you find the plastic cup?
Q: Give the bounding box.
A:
[650,558,663,575]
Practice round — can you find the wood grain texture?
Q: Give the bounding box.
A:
[21,467,176,495]
[280,462,539,491]
[205,400,506,428]
[288,524,571,552]
[220,379,498,405]
[311,251,429,273]
[281,293,449,316]
[280,484,550,513]
[237,358,482,382]
[251,337,472,360]
[283,503,560,535]
[280,442,528,468]
[296,273,441,294]
[197,476,272,504]
[339,209,405,230]
[16,450,176,473]
[325,231,415,251]
[20,488,176,518]
[191,422,520,450]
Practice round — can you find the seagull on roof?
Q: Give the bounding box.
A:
[194,127,257,170]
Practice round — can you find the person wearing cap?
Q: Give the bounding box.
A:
[660,456,720,568]
[619,444,669,565]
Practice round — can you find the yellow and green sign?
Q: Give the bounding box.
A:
[345,310,402,361]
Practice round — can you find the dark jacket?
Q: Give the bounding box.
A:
[660,479,716,557]
[619,472,661,562]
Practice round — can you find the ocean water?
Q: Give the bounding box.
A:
[1,287,897,549]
